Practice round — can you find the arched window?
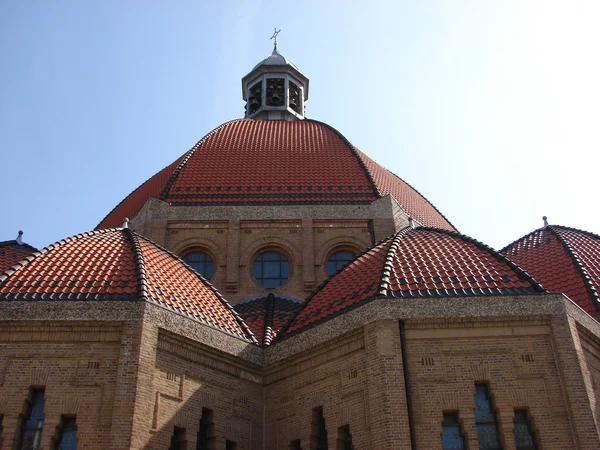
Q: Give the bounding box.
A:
[326,250,356,277]
[183,251,215,280]
[252,251,290,288]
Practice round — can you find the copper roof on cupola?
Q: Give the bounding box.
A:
[97,119,455,231]
[0,228,256,343]
[281,227,545,338]
[501,224,600,319]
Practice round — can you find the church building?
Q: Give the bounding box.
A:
[1,41,600,450]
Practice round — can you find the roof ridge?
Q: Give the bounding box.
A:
[419,226,546,293]
[159,119,241,200]
[550,224,600,240]
[95,160,180,230]
[547,225,600,311]
[274,232,396,342]
[133,232,258,344]
[378,227,413,297]
[123,228,149,302]
[385,168,457,231]
[263,293,275,346]
[305,119,382,197]
[498,227,545,254]
[0,240,38,252]
[0,228,116,288]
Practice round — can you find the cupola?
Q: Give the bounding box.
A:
[242,31,309,120]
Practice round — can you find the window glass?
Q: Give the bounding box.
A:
[326,251,356,277]
[474,385,502,450]
[54,417,77,450]
[19,389,45,450]
[169,426,186,450]
[183,252,215,280]
[441,413,465,450]
[253,251,290,288]
[514,410,538,450]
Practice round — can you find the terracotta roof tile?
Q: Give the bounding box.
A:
[0,229,256,342]
[96,156,185,229]
[234,294,303,346]
[137,235,254,340]
[355,149,456,231]
[501,225,600,318]
[0,229,137,300]
[283,227,542,338]
[97,119,454,232]
[0,240,38,274]
[165,120,375,205]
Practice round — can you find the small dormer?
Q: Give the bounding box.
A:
[242,44,309,120]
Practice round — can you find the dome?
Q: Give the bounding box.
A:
[282,226,545,337]
[501,225,600,318]
[0,228,255,342]
[97,119,455,231]
[251,48,300,72]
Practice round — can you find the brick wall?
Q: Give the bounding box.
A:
[0,321,136,449]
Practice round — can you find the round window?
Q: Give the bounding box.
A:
[183,251,215,280]
[326,250,356,277]
[252,251,290,288]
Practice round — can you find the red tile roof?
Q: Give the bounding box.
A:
[0,229,256,342]
[233,294,303,346]
[0,240,38,274]
[355,149,455,230]
[283,227,544,337]
[97,119,454,231]
[97,156,185,229]
[501,225,600,318]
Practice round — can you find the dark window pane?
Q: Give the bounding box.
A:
[19,389,45,450]
[441,413,465,450]
[514,410,538,450]
[197,408,214,450]
[253,251,290,288]
[183,252,215,280]
[55,417,77,450]
[326,251,356,277]
[474,385,502,450]
[311,407,328,450]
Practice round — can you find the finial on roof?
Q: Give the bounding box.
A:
[270,28,281,51]
[542,216,548,229]
[16,230,23,245]
[408,217,415,229]
[122,218,129,229]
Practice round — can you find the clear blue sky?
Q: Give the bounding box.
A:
[1,1,599,250]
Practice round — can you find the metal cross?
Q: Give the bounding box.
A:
[270,28,281,50]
